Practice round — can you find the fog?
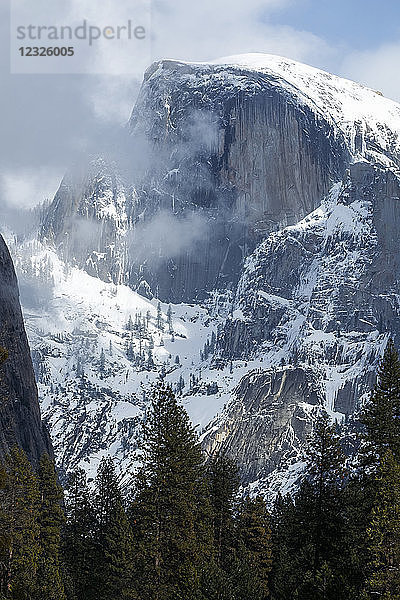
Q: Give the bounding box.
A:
[1,0,400,227]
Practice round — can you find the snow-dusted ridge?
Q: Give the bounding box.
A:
[7,237,247,480]
[6,54,400,497]
[147,52,400,168]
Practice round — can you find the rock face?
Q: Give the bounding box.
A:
[41,57,350,303]
[0,235,52,465]
[19,54,400,493]
[40,158,131,286]
[202,366,322,497]
[202,161,400,489]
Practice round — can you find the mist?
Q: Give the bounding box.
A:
[127,210,208,264]
[2,0,400,226]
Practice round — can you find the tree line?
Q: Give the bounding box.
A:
[2,340,400,598]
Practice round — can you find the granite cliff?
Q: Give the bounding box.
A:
[0,234,52,465]
[10,54,400,492]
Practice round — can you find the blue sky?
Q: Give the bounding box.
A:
[267,0,400,51]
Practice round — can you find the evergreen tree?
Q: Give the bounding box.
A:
[127,341,134,361]
[306,413,346,576]
[234,496,272,600]
[126,315,134,332]
[63,468,95,600]
[99,349,106,373]
[147,349,154,369]
[0,461,9,599]
[167,305,173,334]
[199,453,240,599]
[273,413,347,600]
[207,453,239,570]
[339,476,372,600]
[156,302,163,331]
[177,374,185,395]
[92,458,133,600]
[270,493,297,600]
[0,447,40,600]
[361,338,400,465]
[130,384,212,600]
[354,339,400,597]
[34,454,65,600]
[362,450,400,599]
[211,331,217,352]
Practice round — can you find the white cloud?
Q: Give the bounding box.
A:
[88,76,141,124]
[1,168,62,209]
[81,0,338,122]
[341,42,400,103]
[151,0,335,67]
[12,0,341,125]
[7,0,400,218]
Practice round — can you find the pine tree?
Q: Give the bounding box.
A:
[156,302,163,331]
[207,453,239,569]
[361,338,400,465]
[280,413,347,600]
[177,374,185,395]
[0,447,40,599]
[130,384,212,600]
[270,493,297,600]
[92,457,133,600]
[167,305,173,334]
[99,349,106,373]
[63,468,95,600]
[234,496,272,600]
[127,341,134,361]
[147,349,154,369]
[339,476,372,600]
[0,461,9,599]
[306,413,346,576]
[34,454,65,600]
[364,449,400,598]
[354,339,400,598]
[362,450,400,599]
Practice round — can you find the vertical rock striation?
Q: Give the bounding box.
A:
[0,234,52,464]
[28,54,400,492]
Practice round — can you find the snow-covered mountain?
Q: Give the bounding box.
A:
[7,54,400,494]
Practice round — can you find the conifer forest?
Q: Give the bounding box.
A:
[2,341,400,599]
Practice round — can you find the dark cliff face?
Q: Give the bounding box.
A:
[0,235,52,464]
[40,60,349,303]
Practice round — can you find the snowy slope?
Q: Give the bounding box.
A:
[6,54,400,497]
[7,238,248,478]
[201,163,398,497]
